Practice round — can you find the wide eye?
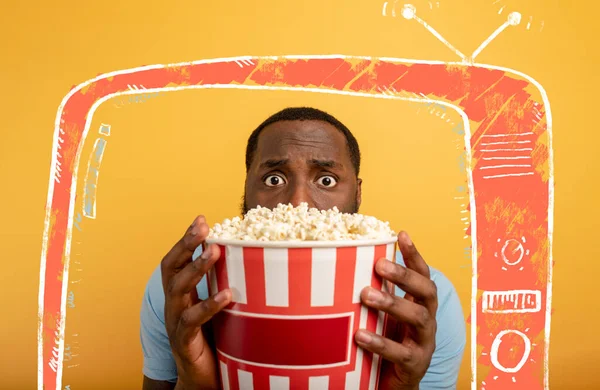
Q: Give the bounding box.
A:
[317,175,337,188]
[264,174,286,187]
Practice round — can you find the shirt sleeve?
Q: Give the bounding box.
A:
[393,251,466,389]
[140,246,210,382]
[140,264,178,382]
[420,269,467,389]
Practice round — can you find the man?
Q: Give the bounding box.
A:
[141,107,466,389]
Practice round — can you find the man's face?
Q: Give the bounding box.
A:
[243,120,362,214]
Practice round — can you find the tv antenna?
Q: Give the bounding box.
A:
[382,2,522,64]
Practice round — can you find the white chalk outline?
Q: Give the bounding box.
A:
[479,164,532,170]
[472,20,509,61]
[481,132,534,138]
[472,12,521,61]
[98,124,111,136]
[397,3,467,61]
[390,4,523,65]
[481,148,534,152]
[483,172,535,180]
[501,239,527,266]
[482,156,531,161]
[481,141,532,146]
[82,138,107,219]
[482,290,542,313]
[490,330,532,373]
[37,54,554,390]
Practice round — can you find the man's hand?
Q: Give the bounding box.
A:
[356,232,438,390]
[160,216,232,390]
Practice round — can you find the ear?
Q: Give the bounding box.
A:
[356,177,362,210]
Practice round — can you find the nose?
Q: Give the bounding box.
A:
[287,183,315,208]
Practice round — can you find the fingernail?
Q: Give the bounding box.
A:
[382,259,395,273]
[191,223,200,236]
[366,288,383,303]
[200,246,212,260]
[355,331,372,345]
[404,232,413,246]
[214,289,230,303]
[385,280,395,294]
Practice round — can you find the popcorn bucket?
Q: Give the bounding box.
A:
[205,238,398,390]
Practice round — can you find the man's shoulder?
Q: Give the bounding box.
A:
[140,264,180,382]
[143,247,209,324]
[429,265,459,303]
[393,250,459,300]
[391,250,466,386]
[142,264,167,325]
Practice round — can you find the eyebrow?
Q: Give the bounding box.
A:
[259,159,341,169]
[260,159,289,169]
[308,159,340,168]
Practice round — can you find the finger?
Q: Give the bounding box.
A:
[397,231,430,279]
[361,287,435,342]
[174,219,211,266]
[163,242,219,333]
[380,259,410,299]
[375,258,438,316]
[355,330,419,368]
[164,285,200,336]
[166,243,221,297]
[177,289,232,345]
[161,216,209,291]
[383,314,406,344]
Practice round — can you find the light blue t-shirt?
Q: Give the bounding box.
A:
[140,248,466,389]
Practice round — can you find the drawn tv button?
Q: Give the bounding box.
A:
[501,239,525,265]
[482,290,541,313]
[494,237,531,268]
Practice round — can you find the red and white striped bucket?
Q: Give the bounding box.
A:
[205,238,398,390]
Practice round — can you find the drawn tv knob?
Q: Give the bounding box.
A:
[501,239,525,266]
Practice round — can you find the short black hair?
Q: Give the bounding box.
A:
[245,107,361,175]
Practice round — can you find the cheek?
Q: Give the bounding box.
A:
[244,182,259,206]
[247,187,284,209]
[315,185,356,210]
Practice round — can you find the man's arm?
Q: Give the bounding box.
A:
[143,321,217,390]
[420,269,466,389]
[390,250,466,389]
[140,265,179,387]
[143,376,175,390]
[140,226,224,390]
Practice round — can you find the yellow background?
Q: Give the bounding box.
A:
[1,0,598,389]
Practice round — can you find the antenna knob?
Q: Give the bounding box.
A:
[401,4,417,20]
[508,12,522,26]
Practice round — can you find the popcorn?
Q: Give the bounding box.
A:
[208,203,396,241]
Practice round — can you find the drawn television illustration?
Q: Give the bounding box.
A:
[37,4,554,390]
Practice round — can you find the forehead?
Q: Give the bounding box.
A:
[254,120,349,162]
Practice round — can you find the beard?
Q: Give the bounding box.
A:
[240,194,359,216]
